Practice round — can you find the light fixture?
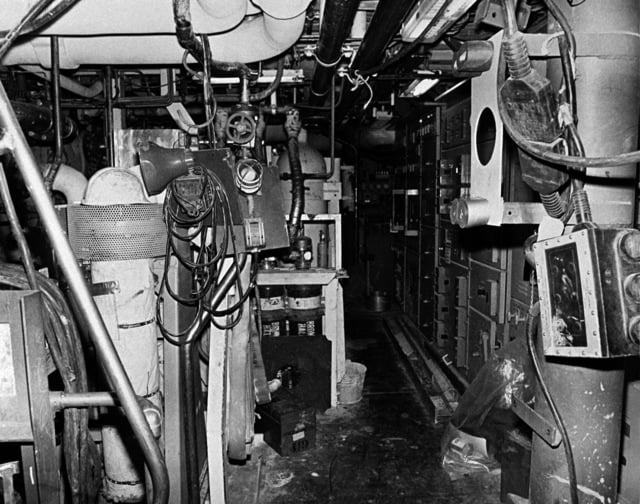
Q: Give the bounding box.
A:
[401,0,480,43]
[401,78,440,98]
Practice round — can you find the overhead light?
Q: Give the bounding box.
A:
[401,0,479,43]
[401,78,440,98]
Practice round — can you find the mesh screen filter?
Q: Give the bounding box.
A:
[62,204,167,261]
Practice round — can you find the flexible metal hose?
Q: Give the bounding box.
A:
[284,108,304,240]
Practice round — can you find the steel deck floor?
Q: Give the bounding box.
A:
[226,311,502,504]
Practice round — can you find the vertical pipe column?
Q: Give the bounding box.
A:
[530,2,640,502]
[104,66,115,166]
[546,0,640,225]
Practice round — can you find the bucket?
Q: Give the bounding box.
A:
[338,360,367,405]
[367,291,390,312]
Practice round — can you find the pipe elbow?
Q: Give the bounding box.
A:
[52,164,88,204]
[252,0,310,19]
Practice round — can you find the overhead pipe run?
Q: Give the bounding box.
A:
[310,0,360,103]
[336,0,418,120]
[20,65,103,98]
[2,0,312,67]
[0,0,248,35]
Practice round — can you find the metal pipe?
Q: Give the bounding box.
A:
[20,65,104,98]
[181,342,200,501]
[528,2,639,501]
[309,0,360,103]
[45,36,63,190]
[302,76,338,181]
[336,0,417,119]
[175,238,200,502]
[182,254,247,344]
[104,66,114,166]
[0,80,169,504]
[50,391,118,410]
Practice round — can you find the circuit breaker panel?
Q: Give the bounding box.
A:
[394,88,535,381]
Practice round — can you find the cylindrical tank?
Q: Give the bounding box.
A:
[530,3,640,502]
[258,284,287,337]
[287,284,324,336]
[546,0,640,226]
[81,168,162,502]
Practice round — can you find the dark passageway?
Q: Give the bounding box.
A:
[228,310,501,503]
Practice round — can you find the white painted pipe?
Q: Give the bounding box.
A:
[3,5,310,67]
[0,0,247,35]
[82,169,161,501]
[51,163,88,204]
[20,65,103,98]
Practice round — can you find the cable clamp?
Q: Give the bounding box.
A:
[557,102,574,129]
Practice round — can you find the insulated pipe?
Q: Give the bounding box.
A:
[309,0,360,102]
[0,81,169,504]
[11,100,75,143]
[528,2,639,503]
[546,0,639,226]
[3,10,310,67]
[20,65,103,98]
[336,0,417,118]
[0,0,248,35]
[51,163,87,203]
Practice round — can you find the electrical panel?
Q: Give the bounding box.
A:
[394,90,533,381]
[535,228,640,358]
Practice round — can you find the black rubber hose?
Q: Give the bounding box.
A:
[249,57,285,102]
[287,136,304,239]
[284,109,304,240]
[173,0,251,76]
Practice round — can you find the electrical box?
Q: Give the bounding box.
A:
[534,228,640,358]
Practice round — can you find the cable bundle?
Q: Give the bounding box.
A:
[156,166,256,346]
[0,263,101,502]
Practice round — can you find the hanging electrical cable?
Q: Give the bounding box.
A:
[526,302,579,504]
[155,166,256,346]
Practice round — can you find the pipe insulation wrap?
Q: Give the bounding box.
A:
[2,0,312,67]
[94,259,161,502]
[0,0,247,35]
[51,163,87,204]
[310,0,360,100]
[82,168,161,501]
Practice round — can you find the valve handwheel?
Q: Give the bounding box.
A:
[225,111,257,144]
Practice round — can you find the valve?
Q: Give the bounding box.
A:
[225,105,259,145]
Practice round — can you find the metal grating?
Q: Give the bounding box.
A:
[63,204,167,261]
